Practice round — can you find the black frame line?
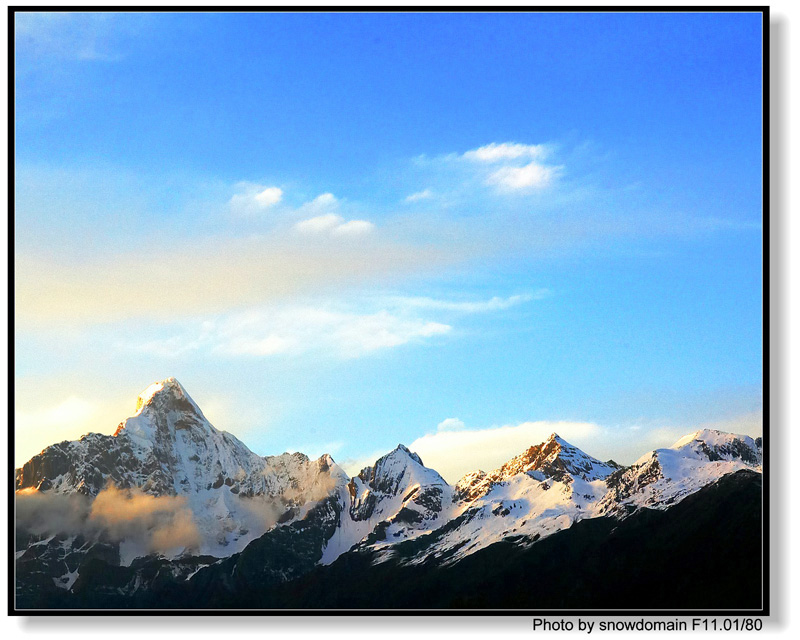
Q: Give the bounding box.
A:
[7,4,771,618]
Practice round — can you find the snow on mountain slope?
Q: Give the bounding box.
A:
[369,433,619,566]
[362,429,762,568]
[321,444,454,564]
[15,376,763,587]
[454,433,620,502]
[15,378,348,560]
[598,429,762,516]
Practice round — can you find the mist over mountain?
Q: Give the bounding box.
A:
[14,378,764,610]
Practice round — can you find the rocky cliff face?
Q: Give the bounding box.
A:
[358,430,762,568]
[17,378,347,502]
[454,433,620,502]
[15,378,348,561]
[598,428,762,516]
[14,378,764,609]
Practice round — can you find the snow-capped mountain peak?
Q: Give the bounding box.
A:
[668,428,762,465]
[321,444,453,564]
[355,444,445,495]
[15,377,764,595]
[15,378,349,561]
[115,378,218,451]
[133,377,203,418]
[455,433,618,502]
[600,428,761,516]
[348,444,448,516]
[392,443,423,465]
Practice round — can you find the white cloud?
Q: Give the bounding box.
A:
[437,417,465,432]
[392,292,545,314]
[310,192,337,207]
[331,220,375,236]
[291,193,374,236]
[463,142,548,163]
[487,162,560,191]
[126,289,538,362]
[254,186,283,207]
[408,420,603,483]
[298,192,339,215]
[407,409,765,484]
[295,214,374,237]
[137,305,452,360]
[405,189,433,202]
[229,182,283,214]
[413,141,562,198]
[294,213,345,233]
[216,308,451,358]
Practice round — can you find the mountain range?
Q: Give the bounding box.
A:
[14,377,764,610]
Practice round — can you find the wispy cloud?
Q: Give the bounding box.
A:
[436,417,465,432]
[486,162,562,192]
[15,234,457,326]
[409,420,604,483]
[126,291,539,361]
[294,213,345,233]
[463,142,549,163]
[404,189,433,203]
[136,306,451,359]
[15,12,141,63]
[294,214,375,236]
[409,140,563,202]
[229,182,283,215]
[391,292,547,313]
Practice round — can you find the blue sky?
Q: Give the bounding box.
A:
[14,11,764,479]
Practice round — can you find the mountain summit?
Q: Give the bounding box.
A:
[132,377,203,416]
[15,378,763,608]
[322,442,453,563]
[599,428,762,516]
[454,432,619,503]
[16,378,348,559]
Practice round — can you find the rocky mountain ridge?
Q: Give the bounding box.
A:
[16,378,348,559]
[15,378,763,607]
